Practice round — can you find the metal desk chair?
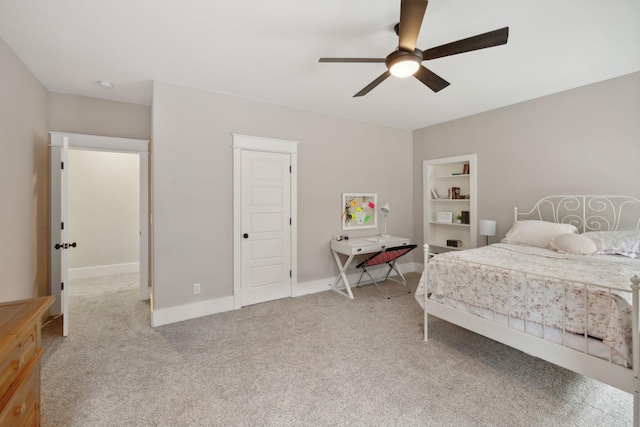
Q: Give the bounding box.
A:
[355,244,417,299]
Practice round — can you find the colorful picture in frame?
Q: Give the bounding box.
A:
[341,193,378,231]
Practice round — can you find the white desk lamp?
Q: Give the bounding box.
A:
[479,219,496,246]
[380,203,390,237]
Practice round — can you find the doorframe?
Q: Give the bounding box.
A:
[49,132,151,315]
[232,134,298,310]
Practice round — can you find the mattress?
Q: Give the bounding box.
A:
[415,243,640,366]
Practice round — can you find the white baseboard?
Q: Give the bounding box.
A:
[150,262,423,327]
[292,278,333,297]
[408,262,424,274]
[151,295,234,327]
[294,261,422,297]
[68,262,139,280]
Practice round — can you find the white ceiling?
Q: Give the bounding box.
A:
[1,0,638,130]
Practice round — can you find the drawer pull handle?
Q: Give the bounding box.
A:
[14,357,25,370]
[15,402,27,415]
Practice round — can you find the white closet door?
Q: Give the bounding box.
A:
[241,150,292,306]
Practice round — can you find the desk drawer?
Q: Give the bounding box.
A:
[361,241,408,253]
[331,238,409,255]
[0,324,36,400]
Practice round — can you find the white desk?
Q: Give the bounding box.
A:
[330,236,410,299]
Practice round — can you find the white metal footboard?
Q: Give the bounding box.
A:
[422,243,640,425]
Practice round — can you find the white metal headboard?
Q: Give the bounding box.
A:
[514,195,640,232]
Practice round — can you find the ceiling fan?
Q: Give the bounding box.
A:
[319,0,509,97]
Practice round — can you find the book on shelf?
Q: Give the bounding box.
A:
[462,163,469,174]
[451,187,460,199]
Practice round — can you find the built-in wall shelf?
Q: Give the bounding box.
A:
[423,154,477,255]
[428,221,470,227]
[427,243,464,253]
[431,174,470,180]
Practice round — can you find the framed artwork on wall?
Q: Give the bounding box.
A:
[341,193,377,231]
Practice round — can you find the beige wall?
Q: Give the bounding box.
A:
[0,37,49,302]
[68,150,140,269]
[5,27,637,322]
[152,81,413,310]
[49,92,151,140]
[412,72,640,248]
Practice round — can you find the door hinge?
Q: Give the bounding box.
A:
[61,222,64,230]
[290,270,292,278]
[289,166,292,173]
[61,282,64,290]
[289,217,292,225]
[61,162,64,170]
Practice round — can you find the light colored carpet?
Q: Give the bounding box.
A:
[41,273,632,426]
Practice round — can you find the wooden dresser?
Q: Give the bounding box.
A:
[0,297,53,427]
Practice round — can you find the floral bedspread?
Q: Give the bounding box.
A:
[415,243,640,364]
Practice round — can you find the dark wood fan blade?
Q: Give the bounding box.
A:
[354,71,391,97]
[414,66,450,92]
[422,27,509,60]
[319,58,386,63]
[398,0,428,52]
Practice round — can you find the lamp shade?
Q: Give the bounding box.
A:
[479,219,496,236]
[380,203,390,214]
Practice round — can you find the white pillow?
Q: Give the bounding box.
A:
[502,220,578,248]
[584,231,640,258]
[550,233,599,255]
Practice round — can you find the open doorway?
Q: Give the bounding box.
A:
[67,150,140,280]
[65,150,145,330]
[49,132,150,336]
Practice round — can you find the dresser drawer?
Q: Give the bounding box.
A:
[0,353,40,427]
[0,324,36,400]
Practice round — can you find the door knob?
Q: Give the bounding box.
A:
[55,242,77,250]
[243,233,249,238]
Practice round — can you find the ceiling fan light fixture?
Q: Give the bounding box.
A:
[318,0,509,97]
[389,58,420,78]
[386,50,422,78]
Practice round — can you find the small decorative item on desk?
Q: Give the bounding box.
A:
[379,203,391,237]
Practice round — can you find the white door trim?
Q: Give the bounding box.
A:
[232,134,298,309]
[50,132,148,153]
[139,153,150,300]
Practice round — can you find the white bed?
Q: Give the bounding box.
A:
[417,195,640,425]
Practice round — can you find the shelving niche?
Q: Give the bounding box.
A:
[423,154,477,254]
